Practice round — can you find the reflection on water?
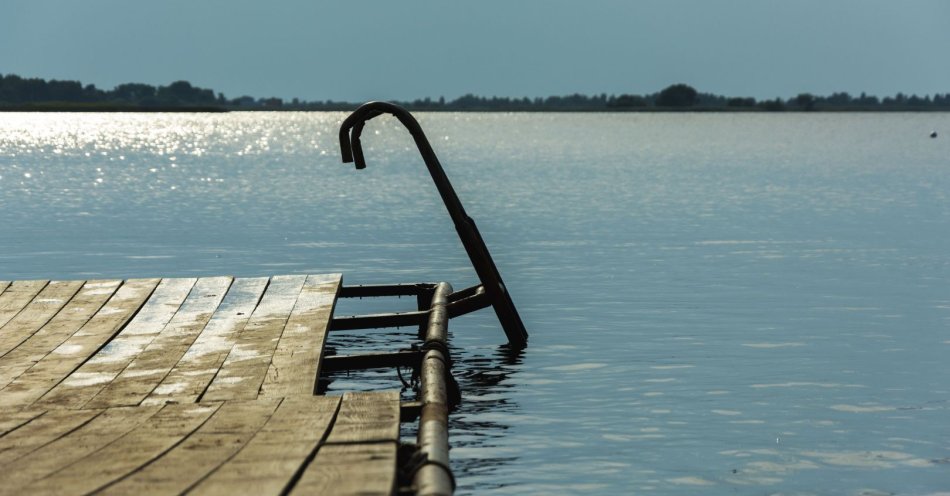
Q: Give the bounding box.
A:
[3,112,950,494]
[451,346,525,494]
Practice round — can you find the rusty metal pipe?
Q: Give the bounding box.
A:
[414,282,454,495]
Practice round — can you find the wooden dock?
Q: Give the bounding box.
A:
[0,275,454,495]
[0,101,532,495]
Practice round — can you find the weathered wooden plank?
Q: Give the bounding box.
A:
[0,281,10,297]
[291,442,397,496]
[84,276,232,408]
[289,392,400,496]
[201,275,307,402]
[0,279,159,408]
[0,280,84,357]
[0,280,121,390]
[36,277,196,409]
[0,408,102,466]
[0,280,47,330]
[142,277,268,406]
[260,273,341,398]
[98,399,281,495]
[0,409,45,437]
[18,402,220,495]
[324,391,401,444]
[189,395,341,496]
[0,405,162,492]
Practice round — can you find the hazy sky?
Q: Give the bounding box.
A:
[2,0,948,102]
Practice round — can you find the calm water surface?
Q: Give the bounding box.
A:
[1,112,949,494]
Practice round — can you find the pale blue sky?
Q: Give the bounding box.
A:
[2,0,948,102]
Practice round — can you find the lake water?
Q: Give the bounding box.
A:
[1,112,949,494]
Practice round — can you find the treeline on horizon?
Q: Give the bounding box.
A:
[2,73,949,112]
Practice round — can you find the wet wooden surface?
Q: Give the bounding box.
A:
[0,275,401,495]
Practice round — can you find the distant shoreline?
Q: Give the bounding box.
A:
[4,74,948,113]
[3,104,949,113]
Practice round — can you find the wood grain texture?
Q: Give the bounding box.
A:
[0,408,45,437]
[189,395,341,496]
[0,280,121,390]
[0,278,159,408]
[99,399,280,495]
[0,280,47,330]
[18,402,221,495]
[84,276,231,408]
[37,278,197,409]
[0,405,162,493]
[142,277,268,406]
[290,392,400,496]
[0,280,84,357]
[324,391,401,444]
[201,275,307,402]
[260,273,341,398]
[292,442,397,496]
[0,408,102,466]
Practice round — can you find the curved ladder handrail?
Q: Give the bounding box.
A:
[339,101,528,349]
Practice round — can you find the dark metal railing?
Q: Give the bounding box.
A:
[339,102,528,349]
